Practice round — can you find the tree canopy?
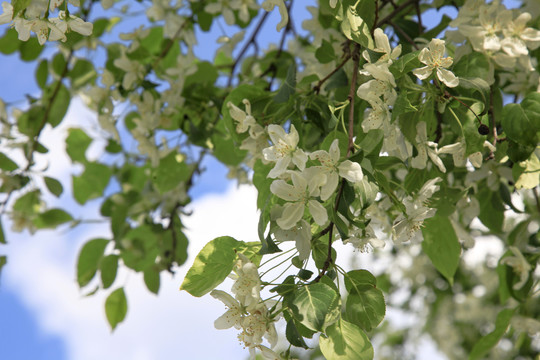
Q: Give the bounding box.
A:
[0,0,540,359]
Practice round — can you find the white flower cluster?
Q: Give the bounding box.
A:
[448,0,540,92]
[0,0,92,45]
[211,254,280,359]
[392,177,441,243]
[228,101,367,256]
[357,28,411,161]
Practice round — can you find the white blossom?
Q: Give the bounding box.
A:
[413,38,459,88]
[392,178,441,243]
[231,253,261,310]
[270,170,327,230]
[211,290,244,330]
[309,139,363,200]
[411,122,447,173]
[261,0,288,32]
[263,125,308,178]
[227,100,257,134]
[271,207,312,260]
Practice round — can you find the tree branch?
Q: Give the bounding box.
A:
[376,0,416,28]
[313,43,352,94]
[227,11,270,87]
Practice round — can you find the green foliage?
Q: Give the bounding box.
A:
[77,238,109,288]
[105,287,128,331]
[421,215,461,285]
[469,308,516,360]
[181,236,245,297]
[289,283,340,332]
[319,318,374,360]
[72,162,112,204]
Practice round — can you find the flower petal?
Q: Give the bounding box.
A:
[436,68,459,88]
[277,202,304,230]
[309,200,328,226]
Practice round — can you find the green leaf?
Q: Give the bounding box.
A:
[392,90,418,121]
[356,178,379,210]
[0,256,6,282]
[315,39,336,64]
[274,62,296,103]
[66,128,92,163]
[0,152,18,171]
[152,152,190,193]
[502,103,537,147]
[36,59,48,89]
[212,121,247,166]
[345,289,385,332]
[44,176,63,197]
[42,82,70,128]
[143,268,160,295]
[290,283,340,332]
[341,5,373,49]
[453,52,491,80]
[180,236,244,297]
[0,29,20,55]
[421,215,461,285]
[344,270,376,293]
[469,308,516,360]
[390,51,420,78]
[184,61,218,87]
[100,254,119,289]
[0,218,5,244]
[105,287,128,331]
[521,92,540,130]
[19,36,43,61]
[286,319,309,349]
[73,162,112,205]
[13,190,40,215]
[515,152,540,189]
[52,53,67,76]
[34,208,73,229]
[77,238,109,287]
[477,186,504,233]
[320,318,374,360]
[119,225,160,271]
[69,59,97,88]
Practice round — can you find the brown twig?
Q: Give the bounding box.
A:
[347,44,360,156]
[376,0,416,27]
[415,0,423,34]
[313,53,352,94]
[227,11,270,87]
[372,0,379,36]
[388,19,419,50]
[265,0,294,90]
